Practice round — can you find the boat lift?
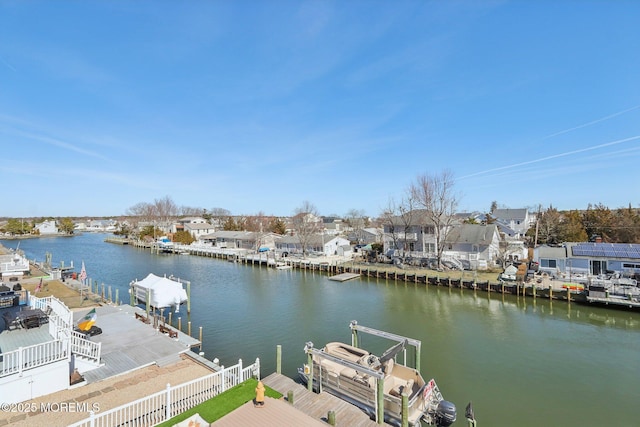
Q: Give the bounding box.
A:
[349,320,423,372]
[303,321,426,425]
[303,340,386,424]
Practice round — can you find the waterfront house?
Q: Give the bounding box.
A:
[88,219,117,232]
[275,234,352,257]
[382,210,440,258]
[35,220,59,235]
[183,222,216,240]
[534,242,640,279]
[199,231,281,251]
[443,224,501,269]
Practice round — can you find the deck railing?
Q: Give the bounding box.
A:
[0,339,68,377]
[70,330,102,365]
[0,295,91,378]
[68,358,260,427]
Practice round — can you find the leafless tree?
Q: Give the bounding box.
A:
[292,201,322,258]
[125,202,155,229]
[179,205,206,217]
[209,207,232,228]
[153,196,179,230]
[410,169,460,268]
[345,208,367,244]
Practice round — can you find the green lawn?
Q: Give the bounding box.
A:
[156,378,282,427]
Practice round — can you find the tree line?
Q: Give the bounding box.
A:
[527,203,640,245]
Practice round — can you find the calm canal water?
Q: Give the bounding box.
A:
[3,233,639,426]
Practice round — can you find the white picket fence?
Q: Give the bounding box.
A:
[68,358,260,427]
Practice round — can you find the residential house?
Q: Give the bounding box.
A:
[35,220,58,235]
[275,235,352,257]
[443,224,502,269]
[172,217,209,234]
[199,231,281,251]
[347,227,383,245]
[382,210,439,257]
[87,219,117,232]
[183,223,216,241]
[322,217,346,236]
[534,242,640,279]
[491,208,536,237]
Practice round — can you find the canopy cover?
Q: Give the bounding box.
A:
[132,273,188,308]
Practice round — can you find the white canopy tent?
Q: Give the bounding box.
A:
[130,273,188,309]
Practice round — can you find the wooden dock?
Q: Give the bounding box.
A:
[329,272,361,282]
[261,373,383,427]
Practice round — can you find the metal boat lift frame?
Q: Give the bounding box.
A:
[303,320,425,425]
[303,341,386,423]
[349,320,422,372]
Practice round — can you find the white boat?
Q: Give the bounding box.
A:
[129,273,188,309]
[299,321,457,426]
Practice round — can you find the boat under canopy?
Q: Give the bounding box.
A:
[130,273,188,309]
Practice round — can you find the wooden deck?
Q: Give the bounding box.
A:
[262,373,384,427]
[211,397,327,427]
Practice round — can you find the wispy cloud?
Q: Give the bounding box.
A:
[459,135,640,180]
[543,105,640,139]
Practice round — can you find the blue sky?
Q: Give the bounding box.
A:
[1,1,639,219]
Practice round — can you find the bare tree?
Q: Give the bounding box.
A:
[153,196,179,232]
[410,169,460,268]
[209,207,232,228]
[125,202,155,230]
[345,208,367,244]
[292,201,322,258]
[179,205,206,217]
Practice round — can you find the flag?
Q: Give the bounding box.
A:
[77,308,97,331]
[34,278,42,293]
[78,261,87,284]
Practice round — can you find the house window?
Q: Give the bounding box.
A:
[541,259,557,268]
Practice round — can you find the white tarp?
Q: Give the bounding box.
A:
[131,273,188,308]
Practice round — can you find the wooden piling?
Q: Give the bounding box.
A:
[187,281,191,314]
[328,410,336,426]
[146,288,150,317]
[276,345,282,374]
[401,392,409,427]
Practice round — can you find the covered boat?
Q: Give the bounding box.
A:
[129,273,188,309]
[299,321,457,427]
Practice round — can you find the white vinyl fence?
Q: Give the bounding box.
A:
[68,358,260,427]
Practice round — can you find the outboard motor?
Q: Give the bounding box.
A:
[434,400,457,427]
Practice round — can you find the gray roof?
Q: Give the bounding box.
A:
[492,208,528,221]
[445,224,499,245]
[184,223,215,231]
